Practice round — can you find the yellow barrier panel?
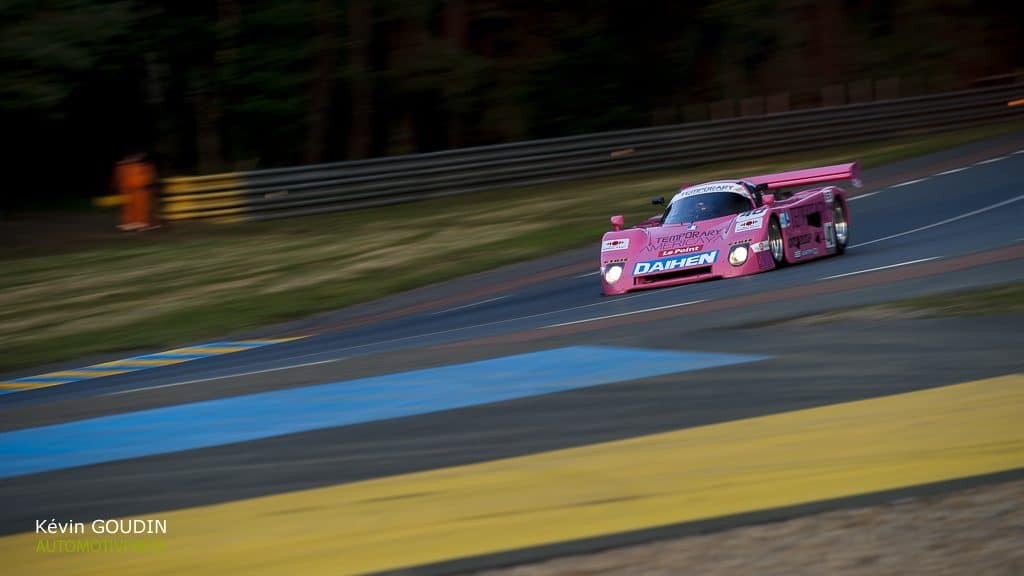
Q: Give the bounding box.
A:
[162,173,247,195]
[160,176,247,222]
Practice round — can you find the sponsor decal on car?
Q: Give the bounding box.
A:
[823,190,833,203]
[658,245,703,257]
[750,240,770,253]
[602,238,630,251]
[633,250,718,276]
[734,217,764,232]
[779,211,791,228]
[793,248,818,258]
[788,233,813,248]
[671,182,749,203]
[679,182,745,196]
[824,221,836,249]
[643,229,722,252]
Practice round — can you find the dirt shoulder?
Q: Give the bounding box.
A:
[476,478,1024,576]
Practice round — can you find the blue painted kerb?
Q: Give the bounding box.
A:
[0,346,767,478]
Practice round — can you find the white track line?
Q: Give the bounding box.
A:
[429,295,507,315]
[544,300,706,328]
[976,156,1007,165]
[891,177,928,188]
[850,195,1024,249]
[249,288,672,367]
[854,152,1014,198]
[107,358,343,396]
[819,257,940,281]
[849,190,883,201]
[575,270,600,278]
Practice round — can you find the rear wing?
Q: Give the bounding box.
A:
[745,162,861,190]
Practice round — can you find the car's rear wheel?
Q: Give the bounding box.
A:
[768,216,786,267]
[832,201,849,254]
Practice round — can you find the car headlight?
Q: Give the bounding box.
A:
[603,264,624,284]
[729,244,749,266]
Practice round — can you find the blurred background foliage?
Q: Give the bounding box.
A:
[0,0,1019,206]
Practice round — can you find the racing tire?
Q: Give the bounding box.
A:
[768,216,787,267]
[832,201,849,255]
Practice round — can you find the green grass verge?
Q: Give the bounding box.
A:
[887,282,1024,317]
[753,282,1024,328]
[1,120,1023,372]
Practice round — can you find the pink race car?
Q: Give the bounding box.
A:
[600,162,860,295]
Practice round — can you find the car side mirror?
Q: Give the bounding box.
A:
[651,196,665,206]
[610,215,624,231]
[762,193,775,206]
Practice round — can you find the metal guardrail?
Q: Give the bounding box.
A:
[161,83,1024,222]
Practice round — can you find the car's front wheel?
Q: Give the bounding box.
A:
[768,216,786,267]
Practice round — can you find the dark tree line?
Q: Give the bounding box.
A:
[1,0,1019,206]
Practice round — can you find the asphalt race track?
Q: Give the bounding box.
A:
[2,131,1023,575]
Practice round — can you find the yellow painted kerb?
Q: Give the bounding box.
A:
[162,347,254,355]
[40,370,129,378]
[94,359,189,367]
[0,382,63,390]
[4,373,1023,575]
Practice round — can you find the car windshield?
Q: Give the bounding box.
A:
[662,192,754,225]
